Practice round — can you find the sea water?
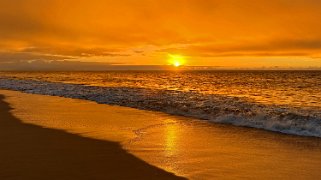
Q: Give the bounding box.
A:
[1,70,321,137]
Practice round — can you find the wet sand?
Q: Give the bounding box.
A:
[0,92,184,179]
[1,90,321,179]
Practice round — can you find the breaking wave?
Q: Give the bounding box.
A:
[1,78,321,138]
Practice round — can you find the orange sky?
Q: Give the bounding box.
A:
[1,0,321,69]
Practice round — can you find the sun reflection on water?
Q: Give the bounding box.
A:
[164,119,179,157]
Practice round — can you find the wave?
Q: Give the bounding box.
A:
[1,78,321,138]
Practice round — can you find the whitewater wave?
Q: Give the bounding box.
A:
[1,78,321,138]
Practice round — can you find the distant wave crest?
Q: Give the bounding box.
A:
[1,78,321,138]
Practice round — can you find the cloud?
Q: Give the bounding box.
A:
[0,0,321,68]
[0,60,181,71]
[0,52,73,62]
[160,39,321,57]
[20,47,132,58]
[0,60,116,71]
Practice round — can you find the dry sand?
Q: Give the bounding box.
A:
[0,93,184,179]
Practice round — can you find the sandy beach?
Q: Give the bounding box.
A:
[1,90,321,179]
[0,90,184,179]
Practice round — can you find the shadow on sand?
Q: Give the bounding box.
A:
[0,94,185,180]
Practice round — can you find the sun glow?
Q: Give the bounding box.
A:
[168,54,186,67]
[174,61,181,67]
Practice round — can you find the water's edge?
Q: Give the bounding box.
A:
[1,78,321,138]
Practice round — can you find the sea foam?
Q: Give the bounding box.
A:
[1,78,321,138]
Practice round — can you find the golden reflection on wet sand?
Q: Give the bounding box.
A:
[164,119,179,157]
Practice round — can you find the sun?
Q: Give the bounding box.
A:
[168,54,186,67]
[173,61,181,67]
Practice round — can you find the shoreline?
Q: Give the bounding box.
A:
[2,89,321,179]
[0,91,184,179]
[1,78,320,138]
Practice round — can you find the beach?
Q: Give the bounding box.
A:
[1,89,321,179]
[0,90,184,179]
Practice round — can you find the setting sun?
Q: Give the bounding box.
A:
[174,62,181,67]
[168,54,186,67]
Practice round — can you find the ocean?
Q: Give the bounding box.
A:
[1,70,321,137]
